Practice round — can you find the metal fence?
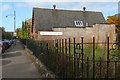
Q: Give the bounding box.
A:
[21,37,120,79]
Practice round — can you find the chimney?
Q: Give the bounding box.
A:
[53,4,56,9]
[83,7,86,11]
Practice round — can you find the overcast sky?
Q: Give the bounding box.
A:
[0,1,119,32]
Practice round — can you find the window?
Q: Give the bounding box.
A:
[74,20,83,27]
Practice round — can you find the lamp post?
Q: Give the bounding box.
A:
[6,10,16,38]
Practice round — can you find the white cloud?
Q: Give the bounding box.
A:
[27,2,43,7]
[65,2,117,12]
[15,3,26,8]
[1,4,11,11]
[15,2,118,12]
[94,6,117,12]
[14,2,118,19]
[70,2,117,12]
[15,2,47,8]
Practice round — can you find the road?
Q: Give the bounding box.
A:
[1,40,41,79]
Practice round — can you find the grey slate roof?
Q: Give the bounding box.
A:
[33,8,105,31]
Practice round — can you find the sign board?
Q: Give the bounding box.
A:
[13,32,16,36]
[40,31,63,36]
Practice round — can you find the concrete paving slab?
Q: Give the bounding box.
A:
[2,40,41,78]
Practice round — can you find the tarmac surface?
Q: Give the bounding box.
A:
[1,40,41,79]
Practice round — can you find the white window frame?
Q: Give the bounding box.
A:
[74,20,84,27]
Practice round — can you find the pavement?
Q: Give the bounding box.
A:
[1,40,41,79]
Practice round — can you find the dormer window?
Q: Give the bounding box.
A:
[74,20,83,27]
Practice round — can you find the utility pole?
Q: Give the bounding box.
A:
[6,10,16,38]
[14,11,16,35]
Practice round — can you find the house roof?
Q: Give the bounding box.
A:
[33,8,106,31]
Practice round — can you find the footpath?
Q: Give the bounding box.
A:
[2,40,41,79]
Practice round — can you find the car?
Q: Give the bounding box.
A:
[1,39,16,53]
[2,40,11,53]
[3,39,11,46]
[9,39,15,44]
[2,42,6,53]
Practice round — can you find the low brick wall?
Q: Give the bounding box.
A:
[52,24,116,43]
[37,24,116,48]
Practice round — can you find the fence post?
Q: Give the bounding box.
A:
[73,37,76,78]
[46,42,49,66]
[62,39,64,78]
[59,39,61,53]
[65,38,67,78]
[69,38,71,63]
[99,57,102,79]
[55,39,58,78]
[93,37,95,79]
[77,55,80,78]
[107,37,109,79]
[115,61,117,79]
[81,37,84,79]
[62,39,64,54]
[87,56,89,79]
[68,38,71,78]
[46,43,48,51]
[54,39,55,48]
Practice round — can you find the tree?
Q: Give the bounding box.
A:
[2,27,5,39]
[16,28,22,39]
[18,20,30,39]
[2,27,12,39]
[4,32,13,39]
[107,14,120,32]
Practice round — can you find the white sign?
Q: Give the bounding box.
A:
[40,32,63,36]
[13,32,16,36]
[74,20,83,27]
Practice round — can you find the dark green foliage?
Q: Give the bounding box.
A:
[20,21,30,39]
[2,27,13,39]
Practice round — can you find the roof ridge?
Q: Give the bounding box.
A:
[33,7,101,13]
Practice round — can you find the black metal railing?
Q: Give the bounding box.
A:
[21,37,120,79]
